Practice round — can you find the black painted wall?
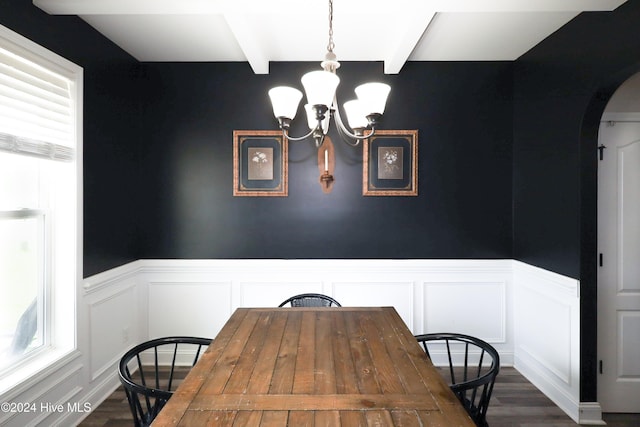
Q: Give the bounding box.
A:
[513,0,640,402]
[135,61,513,261]
[0,0,144,275]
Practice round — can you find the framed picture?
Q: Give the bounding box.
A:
[363,129,418,196]
[233,130,288,196]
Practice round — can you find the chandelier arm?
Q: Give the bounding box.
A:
[335,120,362,147]
[282,126,321,142]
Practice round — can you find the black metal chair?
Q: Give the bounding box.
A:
[118,336,212,427]
[415,333,500,427]
[278,293,341,307]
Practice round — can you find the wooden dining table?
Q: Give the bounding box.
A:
[152,306,475,426]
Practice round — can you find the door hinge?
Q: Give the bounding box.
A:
[599,253,603,267]
[599,360,603,374]
[598,144,607,160]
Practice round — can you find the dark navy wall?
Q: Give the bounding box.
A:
[513,0,640,402]
[0,0,144,276]
[136,61,513,260]
[513,3,640,278]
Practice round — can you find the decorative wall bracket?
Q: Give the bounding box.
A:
[318,136,335,194]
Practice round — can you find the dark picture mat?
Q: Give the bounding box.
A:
[233,130,288,196]
[363,130,418,196]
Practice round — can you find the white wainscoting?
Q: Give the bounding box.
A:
[0,259,593,425]
[512,261,589,424]
[134,259,514,347]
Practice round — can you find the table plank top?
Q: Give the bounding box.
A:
[152,307,474,426]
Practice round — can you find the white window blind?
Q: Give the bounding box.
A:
[0,45,73,161]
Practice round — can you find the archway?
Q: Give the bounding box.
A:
[580,64,640,409]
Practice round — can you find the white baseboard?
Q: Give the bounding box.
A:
[73,369,123,425]
[515,354,581,422]
[578,402,606,425]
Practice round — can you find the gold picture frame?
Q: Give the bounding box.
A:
[233,130,288,197]
[363,129,418,196]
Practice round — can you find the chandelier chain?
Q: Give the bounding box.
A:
[327,0,335,53]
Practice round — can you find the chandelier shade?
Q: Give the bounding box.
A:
[301,70,340,109]
[268,86,303,120]
[343,100,368,130]
[355,82,391,115]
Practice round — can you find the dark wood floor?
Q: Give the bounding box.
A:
[78,367,639,426]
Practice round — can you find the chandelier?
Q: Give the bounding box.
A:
[267,0,391,192]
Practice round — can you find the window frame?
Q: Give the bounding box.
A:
[0,24,82,394]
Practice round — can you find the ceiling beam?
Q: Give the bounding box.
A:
[223,13,269,74]
[384,9,437,74]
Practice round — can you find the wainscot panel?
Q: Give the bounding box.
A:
[513,261,585,423]
[88,281,138,381]
[146,281,233,339]
[424,281,507,343]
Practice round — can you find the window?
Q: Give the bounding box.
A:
[0,25,81,389]
[0,157,47,370]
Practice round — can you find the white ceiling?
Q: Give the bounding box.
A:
[34,0,627,74]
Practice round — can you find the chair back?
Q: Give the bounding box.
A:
[278,293,341,307]
[415,333,499,427]
[118,336,212,427]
